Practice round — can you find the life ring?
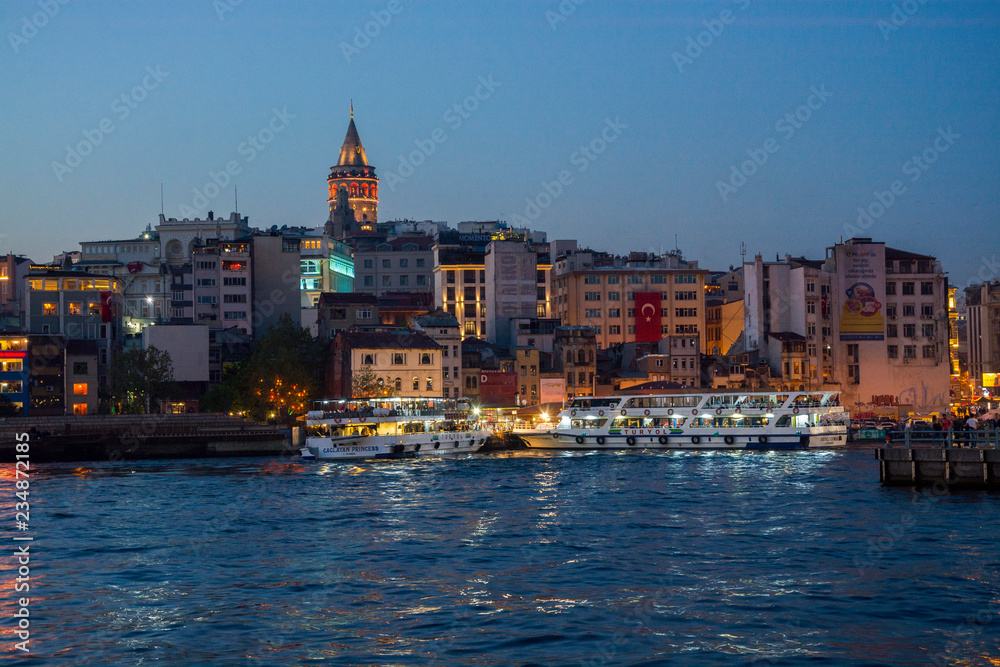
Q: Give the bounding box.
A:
[667,408,674,416]
[621,409,627,416]
[469,439,475,448]
[334,418,341,424]
[434,442,440,449]
[414,443,422,451]
[792,407,800,415]
[644,409,650,416]
[658,435,668,444]
[626,436,636,446]
[734,408,741,415]
[715,408,723,415]
[758,435,768,444]
[571,409,577,416]
[724,435,734,445]
[598,410,604,416]
[691,436,701,444]
[692,409,699,416]
[596,436,605,445]
[575,436,584,444]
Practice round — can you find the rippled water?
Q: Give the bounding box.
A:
[3,448,999,666]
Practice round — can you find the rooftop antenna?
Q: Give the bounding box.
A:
[160,183,164,216]
[235,185,239,220]
[740,241,746,266]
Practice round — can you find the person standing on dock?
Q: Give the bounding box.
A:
[967,415,979,447]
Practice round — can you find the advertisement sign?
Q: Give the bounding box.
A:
[984,373,999,389]
[634,292,662,342]
[837,243,886,341]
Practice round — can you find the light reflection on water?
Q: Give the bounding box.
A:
[2,449,999,666]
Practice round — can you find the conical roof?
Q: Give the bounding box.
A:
[337,117,369,167]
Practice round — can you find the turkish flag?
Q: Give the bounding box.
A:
[100,291,113,323]
[634,292,662,342]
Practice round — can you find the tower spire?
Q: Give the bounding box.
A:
[350,100,353,119]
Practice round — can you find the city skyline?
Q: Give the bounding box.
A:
[2,1,998,282]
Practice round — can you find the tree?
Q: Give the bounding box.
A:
[0,395,21,417]
[108,346,176,414]
[200,314,323,424]
[351,365,399,399]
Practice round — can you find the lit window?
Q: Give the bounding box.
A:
[73,383,88,395]
[43,303,58,316]
[73,403,88,415]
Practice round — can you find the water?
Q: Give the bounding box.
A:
[3,449,999,666]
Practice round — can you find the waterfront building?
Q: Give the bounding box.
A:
[485,240,542,349]
[316,293,380,342]
[553,325,597,397]
[551,247,708,352]
[249,232,302,335]
[513,346,541,406]
[412,311,463,399]
[325,329,443,399]
[705,299,745,356]
[965,280,1000,395]
[0,335,29,415]
[327,108,378,233]
[743,238,950,415]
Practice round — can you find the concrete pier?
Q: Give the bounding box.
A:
[876,446,1000,487]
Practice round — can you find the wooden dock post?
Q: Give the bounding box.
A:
[876,446,1000,487]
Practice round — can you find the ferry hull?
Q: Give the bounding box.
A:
[517,430,847,451]
[303,431,488,460]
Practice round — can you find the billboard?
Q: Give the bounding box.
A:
[837,243,886,341]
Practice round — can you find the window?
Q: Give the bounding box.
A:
[464,304,477,318]
[416,258,425,268]
[903,323,916,337]
[806,302,816,314]
[607,292,620,301]
[223,277,246,286]
[223,294,247,303]
[392,353,405,365]
[382,259,391,268]
[426,377,433,391]
[609,325,621,334]
[395,378,402,391]
[363,276,374,287]
[446,287,455,302]
[903,304,915,317]
[675,308,697,317]
[43,303,57,316]
[584,292,601,301]
[887,324,897,338]
[887,345,898,359]
[585,309,602,318]
[922,345,935,358]
[806,281,815,293]
[399,275,409,286]
[922,324,935,338]
[921,304,934,318]
[536,304,546,317]
[382,276,391,287]
[419,353,432,365]
[89,302,101,315]
[357,309,372,320]
[197,261,216,270]
[650,275,667,284]
[627,275,643,285]
[198,296,217,304]
[399,258,408,268]
[674,274,696,284]
[675,291,697,301]
[416,275,426,286]
[73,362,88,375]
[464,270,477,283]
[363,259,373,269]
[584,275,601,284]
[224,311,247,320]
[902,282,915,295]
[607,275,620,284]
[73,383,87,395]
[464,286,476,301]
[413,378,419,390]
[464,321,476,335]
[362,353,376,365]
[446,270,455,284]
[886,282,896,295]
[73,403,88,415]
[903,345,916,359]
[608,308,620,318]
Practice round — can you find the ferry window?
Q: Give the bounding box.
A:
[774,415,792,427]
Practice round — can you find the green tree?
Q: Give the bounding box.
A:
[108,346,176,413]
[201,314,323,424]
[0,395,21,417]
[351,365,399,398]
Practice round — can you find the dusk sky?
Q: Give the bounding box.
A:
[2,0,998,285]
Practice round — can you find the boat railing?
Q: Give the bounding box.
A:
[315,408,464,420]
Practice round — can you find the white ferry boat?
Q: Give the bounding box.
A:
[300,397,491,460]
[516,391,849,450]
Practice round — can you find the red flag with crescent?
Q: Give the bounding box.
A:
[634,292,661,342]
[100,291,114,323]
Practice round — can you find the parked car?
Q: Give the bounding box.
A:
[877,420,898,431]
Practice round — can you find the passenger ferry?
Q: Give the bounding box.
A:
[515,391,849,450]
[300,397,491,460]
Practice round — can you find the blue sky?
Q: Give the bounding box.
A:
[2,0,998,284]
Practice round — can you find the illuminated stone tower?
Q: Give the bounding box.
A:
[327,105,378,235]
